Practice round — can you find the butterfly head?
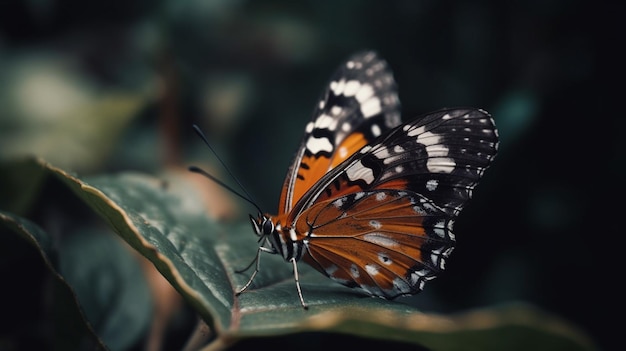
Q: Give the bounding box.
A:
[249,213,275,238]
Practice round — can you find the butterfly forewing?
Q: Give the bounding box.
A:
[291,108,498,219]
[278,51,402,215]
[297,190,453,298]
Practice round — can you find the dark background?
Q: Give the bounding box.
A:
[0,1,620,350]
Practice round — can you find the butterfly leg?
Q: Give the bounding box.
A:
[236,246,275,295]
[290,257,308,309]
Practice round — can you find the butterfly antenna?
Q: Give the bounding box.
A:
[189,125,263,215]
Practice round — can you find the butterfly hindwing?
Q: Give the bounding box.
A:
[278,51,402,214]
[297,189,454,298]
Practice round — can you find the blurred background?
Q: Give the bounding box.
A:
[0,0,619,350]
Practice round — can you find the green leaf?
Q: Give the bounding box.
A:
[0,210,108,351]
[57,227,153,351]
[1,157,598,350]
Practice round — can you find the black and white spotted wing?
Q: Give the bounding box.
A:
[290,108,499,222]
[278,51,402,215]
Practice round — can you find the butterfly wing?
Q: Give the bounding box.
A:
[291,108,499,219]
[278,51,402,214]
[297,189,453,298]
[292,108,498,296]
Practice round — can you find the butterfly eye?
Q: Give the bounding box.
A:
[262,217,275,235]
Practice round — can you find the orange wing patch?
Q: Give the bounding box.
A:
[279,132,370,216]
[278,152,331,216]
[330,132,369,168]
[295,190,453,297]
[302,236,426,296]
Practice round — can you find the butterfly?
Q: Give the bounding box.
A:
[196,51,498,309]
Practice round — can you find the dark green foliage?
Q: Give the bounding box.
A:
[0,159,597,350]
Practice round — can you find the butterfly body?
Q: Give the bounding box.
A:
[242,51,498,308]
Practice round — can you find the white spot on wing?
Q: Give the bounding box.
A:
[447,220,455,230]
[342,122,351,132]
[363,233,399,247]
[332,197,346,208]
[350,264,360,278]
[393,277,412,293]
[346,160,375,184]
[331,105,343,116]
[306,136,333,154]
[431,247,446,269]
[379,146,403,165]
[343,80,361,97]
[371,124,381,137]
[314,114,334,129]
[426,158,456,173]
[355,84,374,102]
[433,220,446,238]
[425,145,450,157]
[426,179,438,191]
[330,79,346,95]
[360,97,382,118]
[360,145,372,153]
[378,252,392,265]
[410,130,456,173]
[410,269,427,285]
[369,220,382,229]
[365,263,380,276]
[413,205,427,215]
[338,146,348,159]
[406,125,424,136]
